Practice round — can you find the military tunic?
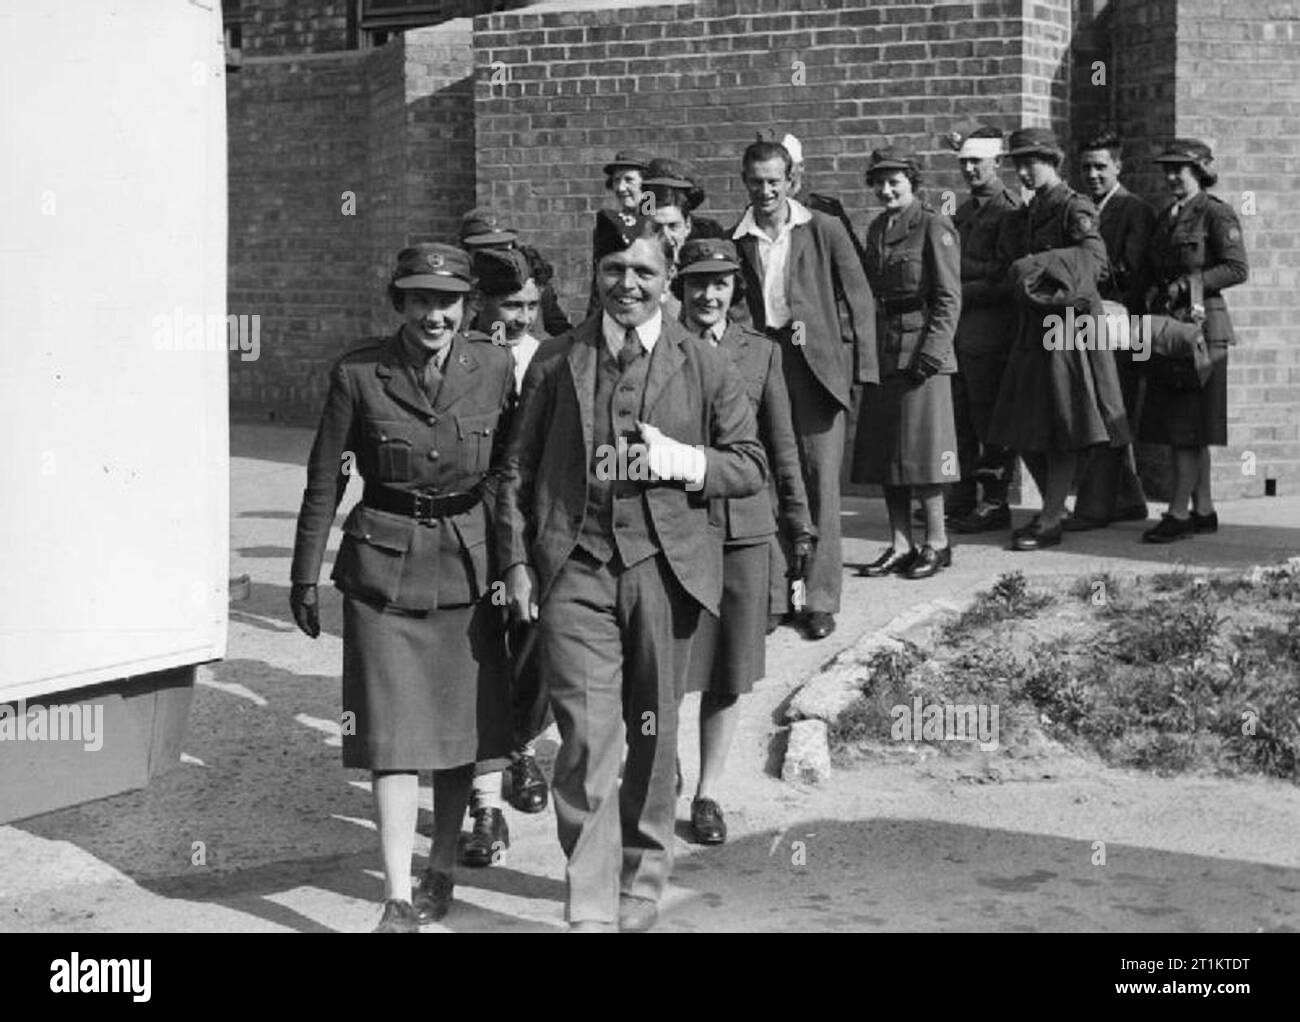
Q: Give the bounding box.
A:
[986,181,1131,453]
[291,331,515,771]
[1139,190,1248,447]
[851,199,963,486]
[686,322,813,696]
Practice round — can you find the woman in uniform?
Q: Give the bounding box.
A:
[985,128,1130,551]
[852,146,963,579]
[289,243,515,932]
[1139,139,1248,543]
[675,237,814,844]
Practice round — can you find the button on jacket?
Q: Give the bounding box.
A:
[864,199,963,376]
[291,331,515,610]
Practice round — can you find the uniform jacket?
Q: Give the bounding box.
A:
[713,321,813,545]
[733,207,879,408]
[291,331,514,610]
[1020,181,1110,281]
[495,315,768,615]
[863,199,962,376]
[1145,190,1248,344]
[954,180,1024,307]
[1096,184,1156,312]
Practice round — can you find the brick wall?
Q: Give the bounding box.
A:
[474,0,1078,322]
[228,21,476,422]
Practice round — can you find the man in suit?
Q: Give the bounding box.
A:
[1069,130,1157,530]
[496,210,767,932]
[732,136,877,640]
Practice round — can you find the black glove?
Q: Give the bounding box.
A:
[290,582,320,638]
[788,534,815,581]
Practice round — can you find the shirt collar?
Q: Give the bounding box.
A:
[601,308,663,360]
[732,197,812,240]
[399,327,453,372]
[1094,182,1121,212]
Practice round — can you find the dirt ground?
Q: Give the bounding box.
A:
[2,424,1298,933]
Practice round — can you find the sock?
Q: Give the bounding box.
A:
[470,771,504,813]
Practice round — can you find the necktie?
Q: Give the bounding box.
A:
[420,346,447,403]
[618,326,643,371]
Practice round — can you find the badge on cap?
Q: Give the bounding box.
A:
[1228,227,1240,242]
[428,253,445,269]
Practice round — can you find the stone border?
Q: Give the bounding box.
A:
[779,596,975,785]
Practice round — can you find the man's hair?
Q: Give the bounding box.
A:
[1082,130,1122,161]
[596,226,676,276]
[647,184,694,214]
[741,140,793,176]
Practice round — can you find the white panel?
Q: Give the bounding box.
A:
[0,1,229,698]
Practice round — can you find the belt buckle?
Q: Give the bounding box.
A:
[411,490,437,522]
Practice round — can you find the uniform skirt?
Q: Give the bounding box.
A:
[341,594,511,771]
[852,373,958,486]
[685,541,769,697]
[1139,341,1229,447]
[986,311,1131,453]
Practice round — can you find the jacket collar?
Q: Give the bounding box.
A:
[375,331,479,418]
[881,198,924,244]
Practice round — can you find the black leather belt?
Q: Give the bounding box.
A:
[881,296,926,315]
[363,484,480,521]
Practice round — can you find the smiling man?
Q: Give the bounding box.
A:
[496,209,767,932]
[732,135,877,640]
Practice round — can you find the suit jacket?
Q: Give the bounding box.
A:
[714,322,814,545]
[291,331,514,610]
[1097,185,1156,312]
[863,200,962,375]
[733,207,879,408]
[495,315,768,615]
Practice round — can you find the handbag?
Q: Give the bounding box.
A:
[1141,274,1213,391]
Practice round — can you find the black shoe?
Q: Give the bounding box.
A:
[459,808,509,868]
[904,544,952,579]
[618,895,659,933]
[507,754,549,814]
[949,504,1011,534]
[1012,521,1063,551]
[1061,512,1108,532]
[804,612,836,640]
[859,547,918,577]
[1143,513,1194,544]
[690,797,727,845]
[1010,515,1041,541]
[1192,510,1219,533]
[766,614,782,635]
[412,870,453,923]
[373,898,419,933]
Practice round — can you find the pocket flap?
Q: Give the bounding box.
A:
[343,506,412,553]
[456,411,497,439]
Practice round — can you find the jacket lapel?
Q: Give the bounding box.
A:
[376,331,435,418]
[787,217,809,288]
[566,317,601,460]
[432,334,479,416]
[642,319,687,417]
[733,233,766,330]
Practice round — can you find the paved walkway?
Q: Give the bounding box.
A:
[1,423,1297,932]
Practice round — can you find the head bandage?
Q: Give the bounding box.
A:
[958,137,1003,160]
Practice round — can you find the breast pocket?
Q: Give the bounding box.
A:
[885,251,923,292]
[455,411,499,476]
[367,419,418,483]
[1174,232,1206,270]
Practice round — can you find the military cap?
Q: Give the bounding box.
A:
[391,243,473,293]
[1153,138,1214,166]
[592,208,654,263]
[866,145,921,175]
[677,238,741,276]
[472,247,532,296]
[602,149,655,176]
[1006,127,1064,161]
[459,208,518,248]
[643,157,706,211]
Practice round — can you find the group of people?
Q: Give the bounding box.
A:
[289,125,1248,932]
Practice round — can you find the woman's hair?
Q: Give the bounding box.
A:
[867,166,922,192]
[1190,162,1219,188]
[670,267,747,304]
[605,166,643,191]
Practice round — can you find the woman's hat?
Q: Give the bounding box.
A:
[1006,127,1064,161]
[602,149,655,177]
[391,244,473,293]
[866,145,921,175]
[677,238,741,276]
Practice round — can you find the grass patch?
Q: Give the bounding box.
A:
[830,566,1300,782]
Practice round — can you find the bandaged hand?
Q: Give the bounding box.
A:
[636,421,707,489]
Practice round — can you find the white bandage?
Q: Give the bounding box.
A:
[957,137,1003,160]
[639,423,707,489]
